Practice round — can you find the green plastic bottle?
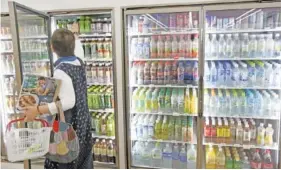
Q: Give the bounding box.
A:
[168,116,175,140]
[165,88,172,112]
[145,88,153,113]
[107,113,115,137]
[79,16,85,34]
[161,116,169,140]
[139,88,147,112]
[154,115,162,139]
[151,88,159,112]
[175,116,182,141]
[158,88,166,112]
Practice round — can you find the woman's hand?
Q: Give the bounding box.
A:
[22,106,39,121]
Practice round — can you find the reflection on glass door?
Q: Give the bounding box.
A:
[125,9,201,169]
[203,6,281,169]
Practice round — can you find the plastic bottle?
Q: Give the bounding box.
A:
[186,144,197,169]
[236,121,243,144]
[205,34,211,58]
[107,140,115,163]
[172,143,180,168]
[246,61,256,86]
[164,62,172,84]
[142,115,150,139]
[136,37,144,59]
[241,33,249,57]
[210,118,217,143]
[191,34,199,58]
[167,116,175,140]
[251,149,262,169]
[184,88,191,114]
[233,33,241,57]
[257,34,266,57]
[143,37,150,59]
[265,34,274,57]
[210,34,218,58]
[262,150,273,169]
[210,61,218,86]
[94,139,101,162]
[179,35,185,58]
[158,88,165,112]
[177,61,185,84]
[150,36,157,58]
[150,62,158,84]
[246,89,255,116]
[215,147,225,169]
[193,62,198,85]
[139,88,147,112]
[209,89,217,115]
[144,62,151,85]
[225,151,233,169]
[242,156,251,169]
[217,89,226,115]
[142,142,152,166]
[270,91,281,117]
[178,88,185,113]
[171,89,178,112]
[257,123,265,145]
[171,61,178,84]
[161,116,169,140]
[272,62,281,87]
[191,88,198,115]
[206,145,216,169]
[175,116,182,141]
[157,62,164,85]
[216,118,223,142]
[171,35,178,58]
[185,61,193,84]
[205,62,211,86]
[165,89,172,113]
[248,34,257,58]
[274,33,281,57]
[243,123,251,144]
[157,36,164,58]
[179,144,187,169]
[231,61,239,87]
[218,34,226,58]
[185,34,192,58]
[100,139,107,162]
[137,62,144,85]
[162,144,173,168]
[265,124,274,146]
[250,120,257,143]
[225,34,233,58]
[154,116,162,139]
[255,61,265,87]
[181,117,188,142]
[164,35,172,58]
[151,89,159,113]
[151,142,163,168]
[239,61,248,87]
[230,119,236,143]
[264,62,273,87]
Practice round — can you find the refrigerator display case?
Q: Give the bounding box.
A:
[123,7,202,169]
[0,14,16,151]
[202,3,281,169]
[49,9,118,168]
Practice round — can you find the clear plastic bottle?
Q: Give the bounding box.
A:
[218,34,226,58]
[257,34,266,58]
[187,144,197,169]
[272,62,281,87]
[157,36,164,58]
[248,34,257,58]
[178,35,185,58]
[242,156,251,169]
[137,37,144,59]
[225,34,233,58]
[172,35,178,58]
[264,124,274,146]
[151,142,163,168]
[172,143,180,168]
[231,61,240,87]
[215,146,225,169]
[164,35,172,58]
[264,62,273,87]
[241,33,249,58]
[236,121,243,144]
[162,143,173,168]
[233,33,241,58]
[210,34,218,58]
[210,61,218,86]
[179,144,187,169]
[274,33,281,57]
[265,34,274,57]
[205,34,211,58]
[143,37,150,59]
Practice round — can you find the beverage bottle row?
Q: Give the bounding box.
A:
[22,62,50,77]
[132,87,198,114]
[57,16,112,34]
[131,61,198,85]
[207,10,281,31]
[129,12,198,34]
[205,61,281,88]
[205,33,281,58]
[1,41,13,52]
[4,77,15,95]
[86,62,113,84]
[87,85,114,110]
[130,34,198,59]
[82,38,112,59]
[132,141,197,169]
[20,40,49,61]
[19,24,45,37]
[91,112,115,137]
[204,89,280,118]
[93,139,116,163]
[206,145,275,169]
[1,27,11,37]
[204,117,276,147]
[1,54,15,74]
[131,114,194,142]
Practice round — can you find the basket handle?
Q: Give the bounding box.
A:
[6,118,49,131]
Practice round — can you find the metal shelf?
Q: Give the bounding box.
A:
[2,73,15,76]
[88,82,113,86]
[0,51,13,53]
[85,58,113,62]
[130,84,198,88]
[205,57,281,61]
[204,86,281,90]
[92,133,115,139]
[132,138,197,145]
[89,108,114,113]
[206,28,281,34]
[22,59,50,62]
[130,58,198,61]
[0,36,12,40]
[79,33,112,38]
[128,30,199,37]
[93,161,116,168]
[20,35,48,39]
[132,112,197,117]
[203,141,279,150]
[204,114,280,120]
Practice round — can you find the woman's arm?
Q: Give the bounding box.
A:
[23,69,76,121]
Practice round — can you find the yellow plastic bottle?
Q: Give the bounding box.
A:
[206,145,216,169]
[215,146,226,169]
[184,88,191,114]
[190,88,198,115]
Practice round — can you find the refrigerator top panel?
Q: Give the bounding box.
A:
[203,6,281,169]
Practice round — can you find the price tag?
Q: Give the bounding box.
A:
[166,84,172,87]
[242,145,252,149]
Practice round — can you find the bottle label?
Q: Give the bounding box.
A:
[211,128,217,137]
[204,127,211,137]
[262,163,273,169]
[162,152,172,159]
[243,131,251,142]
[179,155,187,163]
[250,161,262,169]
[152,152,161,159]
[107,149,113,157]
[172,151,179,160]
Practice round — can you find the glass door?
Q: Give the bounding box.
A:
[124,7,202,169]
[203,3,281,169]
[8,1,52,168]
